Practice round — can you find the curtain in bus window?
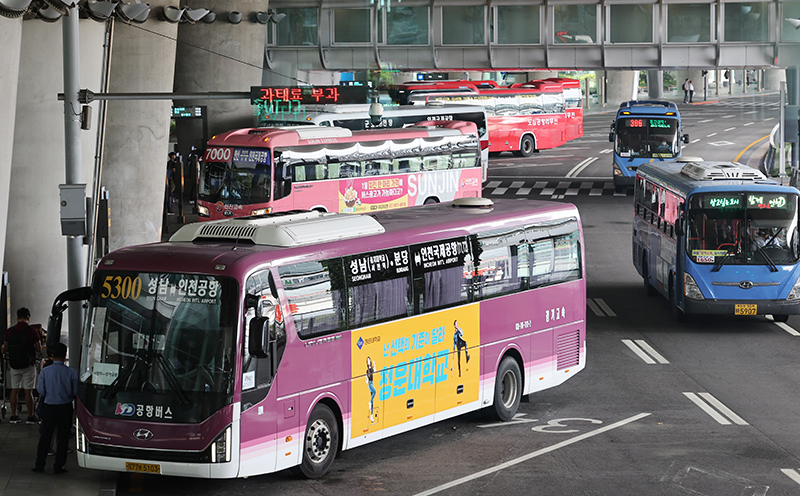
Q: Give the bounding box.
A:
[279,260,345,339]
[412,237,471,312]
[345,247,412,328]
[551,232,581,283]
[473,229,528,299]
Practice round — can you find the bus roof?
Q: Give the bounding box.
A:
[100,199,581,281]
[616,100,680,117]
[637,160,789,197]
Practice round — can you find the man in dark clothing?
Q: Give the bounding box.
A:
[3,307,42,424]
[32,342,77,475]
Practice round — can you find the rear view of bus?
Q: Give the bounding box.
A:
[610,101,689,193]
[634,160,800,321]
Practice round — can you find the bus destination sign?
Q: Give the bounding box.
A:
[250,86,368,105]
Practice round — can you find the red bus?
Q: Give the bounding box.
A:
[196,121,483,221]
[393,78,582,157]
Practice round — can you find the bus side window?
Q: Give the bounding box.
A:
[472,229,528,300]
[328,162,341,179]
[411,237,471,313]
[529,239,554,288]
[394,159,410,173]
[551,232,581,284]
[345,250,412,328]
[279,260,346,340]
[453,151,478,169]
[340,161,361,178]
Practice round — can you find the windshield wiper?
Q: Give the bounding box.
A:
[102,353,146,400]
[754,244,779,272]
[154,354,191,405]
[712,244,738,272]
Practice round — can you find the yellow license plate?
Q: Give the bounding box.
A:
[735,304,757,315]
[125,462,161,474]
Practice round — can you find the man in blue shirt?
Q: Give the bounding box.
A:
[32,342,77,474]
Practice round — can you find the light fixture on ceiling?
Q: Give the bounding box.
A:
[116,0,149,23]
[182,7,208,24]
[0,0,33,19]
[227,10,241,24]
[787,18,800,30]
[84,0,117,21]
[161,4,182,23]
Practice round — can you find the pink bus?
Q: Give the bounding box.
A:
[197,121,484,221]
[56,198,586,478]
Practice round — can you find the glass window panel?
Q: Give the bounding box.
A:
[279,260,346,339]
[497,5,540,44]
[334,8,370,43]
[442,6,485,45]
[474,230,528,300]
[667,3,712,42]
[530,239,554,287]
[553,4,597,44]
[724,2,769,42]
[610,4,653,43]
[387,6,429,45]
[276,8,318,46]
[552,232,581,283]
[784,1,800,42]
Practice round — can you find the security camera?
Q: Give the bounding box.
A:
[369,100,384,126]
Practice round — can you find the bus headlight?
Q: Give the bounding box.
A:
[198,205,210,217]
[787,278,800,300]
[684,273,705,300]
[250,208,271,216]
[210,425,232,463]
[613,162,622,176]
[76,419,87,453]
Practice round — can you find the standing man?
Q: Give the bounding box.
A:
[682,78,689,103]
[32,342,77,475]
[688,80,695,103]
[3,307,42,424]
[166,152,179,214]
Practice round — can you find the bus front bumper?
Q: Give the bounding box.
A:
[682,298,800,316]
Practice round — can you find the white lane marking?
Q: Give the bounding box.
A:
[683,392,731,425]
[540,187,556,196]
[781,468,800,485]
[776,322,800,336]
[510,181,524,189]
[478,413,538,428]
[413,413,651,496]
[721,115,735,119]
[698,119,713,123]
[634,340,669,364]
[566,157,599,178]
[744,110,759,114]
[587,299,604,316]
[724,127,736,132]
[697,392,748,425]
[706,133,717,137]
[743,122,754,127]
[600,149,613,154]
[765,117,775,121]
[516,187,532,196]
[622,339,655,364]
[491,187,508,195]
[595,298,617,316]
[691,139,701,144]
[485,181,501,188]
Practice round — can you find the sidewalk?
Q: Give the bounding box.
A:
[0,415,117,496]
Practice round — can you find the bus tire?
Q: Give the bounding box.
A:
[423,197,439,205]
[513,135,535,158]
[296,404,338,479]
[493,356,522,422]
[773,314,789,323]
[642,254,656,297]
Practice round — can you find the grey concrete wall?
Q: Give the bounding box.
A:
[0,18,22,285]
[764,68,786,91]
[605,71,637,107]
[6,19,105,325]
[102,5,179,252]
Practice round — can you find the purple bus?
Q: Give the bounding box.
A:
[53,197,586,478]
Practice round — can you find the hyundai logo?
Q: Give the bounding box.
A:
[739,281,754,290]
[133,429,154,441]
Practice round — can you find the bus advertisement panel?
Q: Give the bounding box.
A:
[63,198,585,479]
[197,121,483,221]
[634,160,800,322]
[394,78,582,157]
[610,100,689,192]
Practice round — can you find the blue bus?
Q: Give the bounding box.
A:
[610,101,689,193]
[634,159,800,321]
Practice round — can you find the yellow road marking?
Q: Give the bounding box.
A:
[734,135,769,162]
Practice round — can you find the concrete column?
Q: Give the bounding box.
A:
[102,2,179,252]
[6,19,104,324]
[172,1,268,208]
[764,68,786,91]
[605,70,638,107]
[715,70,720,96]
[647,70,663,99]
[0,18,22,279]
[728,68,733,94]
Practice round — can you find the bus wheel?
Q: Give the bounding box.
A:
[513,135,535,158]
[423,197,439,205]
[642,255,656,297]
[773,314,789,323]
[296,404,338,479]
[493,356,522,422]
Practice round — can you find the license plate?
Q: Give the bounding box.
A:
[125,462,161,474]
[734,304,757,316]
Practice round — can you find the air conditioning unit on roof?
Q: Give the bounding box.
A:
[680,162,766,181]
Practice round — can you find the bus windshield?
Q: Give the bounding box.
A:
[80,272,237,421]
[615,117,678,159]
[198,148,271,204]
[687,192,800,265]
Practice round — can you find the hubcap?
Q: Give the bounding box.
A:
[306,419,331,464]
[501,370,518,408]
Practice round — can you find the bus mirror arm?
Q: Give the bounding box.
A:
[46,286,92,350]
[248,317,271,359]
[676,214,686,236]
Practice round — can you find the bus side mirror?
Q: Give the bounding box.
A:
[280,163,292,198]
[46,286,92,350]
[675,222,685,236]
[248,317,271,359]
[682,134,690,144]
[608,132,614,143]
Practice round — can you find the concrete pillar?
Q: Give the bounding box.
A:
[647,70,663,99]
[6,19,104,324]
[0,18,22,279]
[173,1,267,207]
[605,70,638,107]
[764,68,786,91]
[715,70,720,96]
[102,4,179,252]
